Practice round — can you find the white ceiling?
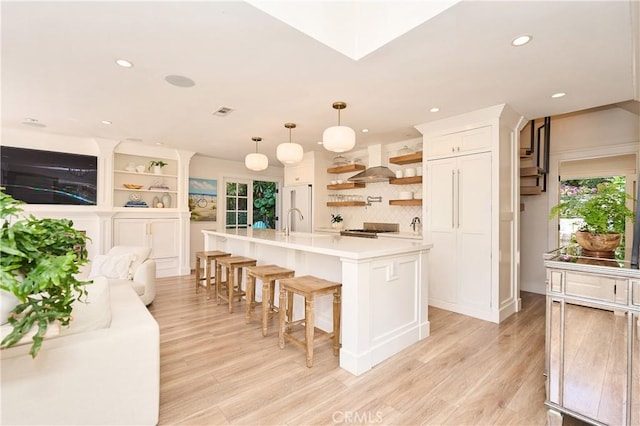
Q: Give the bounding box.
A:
[1,1,637,165]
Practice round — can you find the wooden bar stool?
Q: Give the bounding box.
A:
[245,265,295,336]
[195,251,231,299]
[216,256,257,313]
[278,275,342,368]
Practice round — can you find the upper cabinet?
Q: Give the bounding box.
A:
[424,125,491,159]
[113,153,179,209]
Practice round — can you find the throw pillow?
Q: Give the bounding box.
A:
[88,253,135,280]
[107,246,151,278]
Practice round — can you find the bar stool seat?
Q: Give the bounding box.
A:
[216,256,257,313]
[195,251,231,299]
[245,265,295,336]
[278,275,342,368]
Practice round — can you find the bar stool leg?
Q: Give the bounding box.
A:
[261,279,272,337]
[216,263,223,305]
[195,256,202,294]
[228,267,236,313]
[205,259,213,299]
[245,274,255,324]
[333,287,341,356]
[305,296,315,368]
[278,289,287,349]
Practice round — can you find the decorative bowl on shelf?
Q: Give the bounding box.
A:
[332,155,348,167]
[123,183,144,190]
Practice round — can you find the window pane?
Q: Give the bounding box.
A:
[226,197,236,210]
[238,197,247,211]
[238,212,247,225]
[226,212,236,225]
[238,183,247,196]
[226,183,237,196]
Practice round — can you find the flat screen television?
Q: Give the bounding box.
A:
[1,146,97,205]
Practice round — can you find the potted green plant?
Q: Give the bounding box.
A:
[549,182,635,254]
[0,190,91,357]
[148,160,168,174]
[331,213,343,229]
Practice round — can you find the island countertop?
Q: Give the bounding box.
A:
[202,228,432,260]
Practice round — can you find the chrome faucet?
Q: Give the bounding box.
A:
[284,208,304,236]
[410,216,421,232]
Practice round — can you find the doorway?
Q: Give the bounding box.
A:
[224,178,280,230]
[557,154,637,260]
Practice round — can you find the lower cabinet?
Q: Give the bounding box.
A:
[113,217,180,278]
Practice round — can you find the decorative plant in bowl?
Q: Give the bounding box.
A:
[331,213,343,229]
[148,160,168,174]
[0,190,91,357]
[549,181,635,255]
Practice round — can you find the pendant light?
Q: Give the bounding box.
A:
[276,122,304,165]
[245,137,268,171]
[323,101,356,153]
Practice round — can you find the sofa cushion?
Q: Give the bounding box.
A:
[89,253,135,280]
[59,276,112,337]
[107,246,152,279]
[1,277,112,345]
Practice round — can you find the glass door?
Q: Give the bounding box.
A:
[225,179,251,229]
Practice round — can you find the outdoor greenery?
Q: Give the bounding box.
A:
[253,181,276,228]
[0,190,91,357]
[549,177,635,235]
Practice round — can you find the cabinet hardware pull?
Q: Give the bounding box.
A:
[457,169,461,228]
[451,170,455,228]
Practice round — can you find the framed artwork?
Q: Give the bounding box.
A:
[188,178,217,221]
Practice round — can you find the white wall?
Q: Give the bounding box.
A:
[188,154,283,269]
[519,105,640,294]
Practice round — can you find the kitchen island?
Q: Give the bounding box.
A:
[203,228,432,376]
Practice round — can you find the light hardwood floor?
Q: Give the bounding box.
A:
[148,274,563,425]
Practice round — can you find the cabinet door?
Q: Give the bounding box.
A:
[426,133,457,157]
[284,160,313,186]
[457,152,492,312]
[459,126,491,153]
[427,158,458,304]
[149,219,179,259]
[113,219,148,247]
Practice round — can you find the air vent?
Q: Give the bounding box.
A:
[213,106,235,117]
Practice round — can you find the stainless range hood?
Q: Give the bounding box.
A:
[348,144,396,183]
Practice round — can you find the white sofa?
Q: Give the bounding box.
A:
[0,278,160,425]
[88,245,157,306]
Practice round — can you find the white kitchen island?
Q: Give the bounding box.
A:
[203,229,432,376]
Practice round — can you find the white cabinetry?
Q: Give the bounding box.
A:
[284,158,314,186]
[417,104,523,323]
[113,217,180,278]
[427,153,492,312]
[425,125,491,158]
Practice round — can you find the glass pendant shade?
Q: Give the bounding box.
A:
[276,123,303,165]
[245,137,268,171]
[245,152,268,171]
[323,101,356,153]
[323,125,356,152]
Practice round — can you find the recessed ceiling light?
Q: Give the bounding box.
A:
[430,107,440,113]
[22,118,46,128]
[101,120,112,125]
[212,106,235,117]
[165,75,195,88]
[116,59,133,68]
[511,35,532,46]
[155,142,164,146]
[361,128,369,133]
[317,141,323,145]
[551,92,566,98]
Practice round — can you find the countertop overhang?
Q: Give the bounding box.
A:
[202,228,432,260]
